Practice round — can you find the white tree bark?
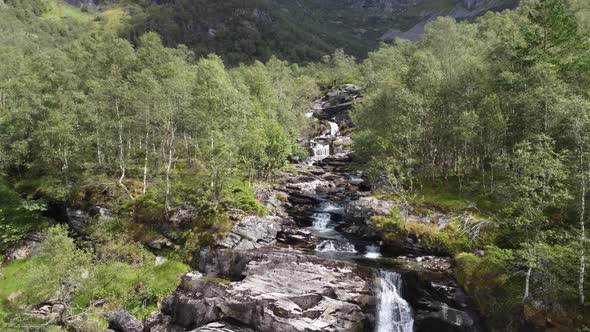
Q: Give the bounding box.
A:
[579,156,586,305]
[116,100,134,200]
[164,119,176,219]
[523,266,532,303]
[143,131,149,195]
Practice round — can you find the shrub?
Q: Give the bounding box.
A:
[372,208,470,254]
[224,179,267,214]
[23,225,93,304]
[74,259,189,321]
[455,247,522,328]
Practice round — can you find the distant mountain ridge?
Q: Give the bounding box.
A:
[63,0,519,62]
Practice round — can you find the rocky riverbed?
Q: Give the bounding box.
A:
[128,86,485,332]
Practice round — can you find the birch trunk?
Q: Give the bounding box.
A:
[143,131,149,195]
[579,155,586,305]
[116,100,134,200]
[523,266,532,303]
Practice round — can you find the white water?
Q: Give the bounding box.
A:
[319,201,343,213]
[376,271,414,332]
[365,244,382,259]
[311,212,331,232]
[311,142,330,161]
[329,121,339,136]
[316,239,357,253]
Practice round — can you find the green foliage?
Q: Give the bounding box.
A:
[224,179,267,215]
[0,227,189,325]
[372,210,471,255]
[23,225,93,304]
[74,259,189,320]
[0,180,47,252]
[455,248,522,328]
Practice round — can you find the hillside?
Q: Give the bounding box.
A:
[63,0,519,63]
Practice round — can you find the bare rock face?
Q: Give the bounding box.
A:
[145,249,374,332]
[217,215,287,250]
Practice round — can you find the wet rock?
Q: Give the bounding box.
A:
[65,206,111,233]
[277,228,317,248]
[404,271,484,332]
[66,208,91,233]
[108,309,143,332]
[148,248,374,332]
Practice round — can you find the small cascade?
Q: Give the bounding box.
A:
[328,121,339,136]
[376,271,414,332]
[319,201,343,213]
[311,212,331,232]
[316,240,357,253]
[365,244,382,259]
[311,141,330,161]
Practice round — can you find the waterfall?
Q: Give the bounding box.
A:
[311,212,331,231]
[376,271,414,332]
[365,244,382,259]
[311,142,330,161]
[316,240,357,253]
[316,240,337,252]
[319,202,342,213]
[329,121,339,136]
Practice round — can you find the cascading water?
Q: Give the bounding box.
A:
[319,201,343,213]
[376,271,414,332]
[329,121,339,136]
[311,141,330,161]
[365,244,382,259]
[311,212,331,232]
[316,239,357,253]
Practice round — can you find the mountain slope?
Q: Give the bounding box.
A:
[70,0,520,63]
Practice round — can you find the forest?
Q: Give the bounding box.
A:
[1,0,590,331]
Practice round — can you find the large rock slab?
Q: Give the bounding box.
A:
[216,215,288,251]
[147,249,375,332]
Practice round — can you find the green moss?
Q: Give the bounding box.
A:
[200,276,232,285]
